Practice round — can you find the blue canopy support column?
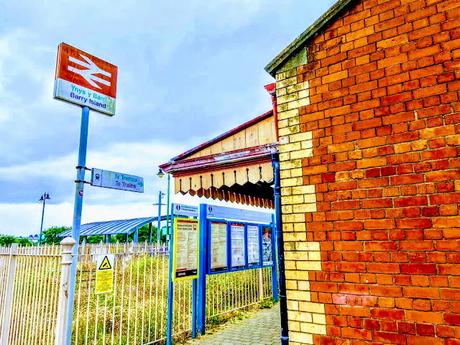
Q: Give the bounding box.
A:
[197,204,208,335]
[271,214,279,302]
[272,153,289,345]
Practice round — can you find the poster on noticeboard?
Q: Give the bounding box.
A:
[231,224,245,269]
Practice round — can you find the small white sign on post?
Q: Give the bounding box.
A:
[91,168,144,193]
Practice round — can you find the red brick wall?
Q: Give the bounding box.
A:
[287,0,460,343]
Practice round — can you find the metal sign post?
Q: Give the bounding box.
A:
[53,42,119,345]
[65,105,90,345]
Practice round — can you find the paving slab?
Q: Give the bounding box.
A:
[187,304,280,345]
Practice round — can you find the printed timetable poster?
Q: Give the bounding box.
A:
[210,222,227,272]
[173,218,199,281]
[247,225,260,267]
[231,224,246,269]
[262,226,273,266]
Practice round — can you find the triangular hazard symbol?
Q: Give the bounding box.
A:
[99,256,112,270]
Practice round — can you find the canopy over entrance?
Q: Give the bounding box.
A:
[160,110,277,208]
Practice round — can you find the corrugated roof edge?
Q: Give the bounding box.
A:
[265,0,359,77]
[58,216,169,237]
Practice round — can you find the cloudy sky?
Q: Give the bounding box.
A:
[0,0,336,236]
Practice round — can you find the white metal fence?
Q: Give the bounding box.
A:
[206,268,273,321]
[0,244,62,345]
[0,241,273,345]
[72,243,170,345]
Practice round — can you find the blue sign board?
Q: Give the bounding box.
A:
[206,215,274,274]
[91,168,144,193]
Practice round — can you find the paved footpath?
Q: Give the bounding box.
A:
[187,304,280,345]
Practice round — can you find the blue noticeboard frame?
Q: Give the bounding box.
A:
[195,204,278,337]
[206,219,274,275]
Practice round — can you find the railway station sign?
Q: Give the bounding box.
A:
[54,42,118,116]
[95,254,114,294]
[91,168,144,193]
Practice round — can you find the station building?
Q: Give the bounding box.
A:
[266,0,460,343]
[163,0,460,344]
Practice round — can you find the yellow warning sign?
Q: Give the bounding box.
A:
[99,256,112,270]
[96,254,114,294]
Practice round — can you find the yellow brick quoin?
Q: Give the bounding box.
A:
[276,68,326,344]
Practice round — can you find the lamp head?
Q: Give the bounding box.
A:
[39,193,51,202]
[157,168,165,179]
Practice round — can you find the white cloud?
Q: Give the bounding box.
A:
[0,140,184,182]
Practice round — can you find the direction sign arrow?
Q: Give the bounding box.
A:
[91,168,144,193]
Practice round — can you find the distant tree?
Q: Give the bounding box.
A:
[43,226,70,245]
[87,235,104,244]
[113,224,159,243]
[138,224,153,243]
[0,235,17,246]
[16,237,32,246]
[16,237,33,247]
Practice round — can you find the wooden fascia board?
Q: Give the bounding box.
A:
[163,144,276,176]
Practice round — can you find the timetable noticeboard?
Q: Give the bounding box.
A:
[230,224,245,269]
[210,222,227,272]
[172,218,199,281]
[247,225,260,267]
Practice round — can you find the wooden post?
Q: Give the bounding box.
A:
[55,237,76,345]
[0,244,18,345]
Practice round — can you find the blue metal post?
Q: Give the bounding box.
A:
[134,229,139,243]
[166,204,175,345]
[197,204,208,335]
[192,279,197,338]
[39,193,48,244]
[166,174,171,240]
[271,214,279,302]
[272,153,289,345]
[65,106,90,345]
[157,191,163,244]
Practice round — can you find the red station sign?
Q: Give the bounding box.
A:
[54,43,118,115]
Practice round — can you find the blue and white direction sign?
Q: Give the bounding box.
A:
[91,168,144,193]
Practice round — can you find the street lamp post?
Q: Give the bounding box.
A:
[154,191,165,244]
[157,168,171,245]
[39,192,51,244]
